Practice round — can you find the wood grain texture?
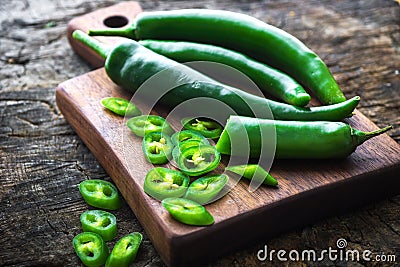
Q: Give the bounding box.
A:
[56,64,400,265]
[1,0,400,266]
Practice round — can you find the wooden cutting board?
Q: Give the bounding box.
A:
[57,2,400,266]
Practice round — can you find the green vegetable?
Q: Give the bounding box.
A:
[80,210,117,241]
[216,115,393,159]
[174,145,221,176]
[171,130,209,146]
[144,167,189,200]
[126,115,174,137]
[105,232,142,267]
[79,180,121,210]
[72,30,359,122]
[101,97,141,117]
[162,197,214,226]
[88,9,345,105]
[181,117,223,139]
[138,40,311,107]
[184,174,228,204]
[72,232,109,267]
[172,139,204,161]
[142,132,173,164]
[226,164,278,187]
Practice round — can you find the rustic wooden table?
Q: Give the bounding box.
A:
[1,1,399,266]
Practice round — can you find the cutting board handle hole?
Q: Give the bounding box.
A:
[103,15,128,28]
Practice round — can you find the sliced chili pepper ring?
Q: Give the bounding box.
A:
[72,232,109,267]
[226,164,278,187]
[101,97,142,117]
[79,179,121,210]
[162,197,214,226]
[143,167,189,201]
[171,130,209,146]
[142,132,173,164]
[105,232,142,267]
[126,115,174,137]
[80,210,117,241]
[175,145,221,176]
[184,174,229,204]
[182,117,223,139]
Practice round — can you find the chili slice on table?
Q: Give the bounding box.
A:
[184,174,229,205]
[172,139,204,161]
[144,167,189,200]
[79,179,121,210]
[174,145,221,176]
[72,232,109,267]
[80,210,117,241]
[142,132,173,164]
[101,97,141,117]
[126,115,174,137]
[171,130,209,146]
[226,164,278,187]
[162,197,214,226]
[181,117,223,139]
[105,232,142,267]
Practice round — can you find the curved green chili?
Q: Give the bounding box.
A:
[88,9,345,105]
[138,40,310,107]
[216,115,393,159]
[72,31,359,122]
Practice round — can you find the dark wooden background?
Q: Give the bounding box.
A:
[1,0,399,266]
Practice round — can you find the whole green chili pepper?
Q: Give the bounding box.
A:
[138,40,310,107]
[72,232,109,267]
[79,179,121,210]
[142,131,173,164]
[72,30,359,122]
[80,210,117,241]
[88,9,345,105]
[184,174,228,204]
[216,115,393,159]
[226,164,278,187]
[144,167,189,200]
[162,197,214,226]
[105,232,142,267]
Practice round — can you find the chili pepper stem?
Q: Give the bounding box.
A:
[88,25,137,40]
[72,30,111,59]
[355,125,393,144]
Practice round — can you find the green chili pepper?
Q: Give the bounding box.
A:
[126,115,174,137]
[184,174,228,205]
[101,97,141,117]
[88,9,345,105]
[172,139,205,161]
[80,210,117,241]
[138,40,311,107]
[144,167,189,200]
[216,115,393,159]
[162,197,214,226]
[79,180,121,210]
[73,31,359,122]
[105,232,142,267]
[142,132,173,164]
[226,164,278,187]
[181,117,223,139]
[72,232,109,267]
[174,145,221,176]
[171,130,209,146]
